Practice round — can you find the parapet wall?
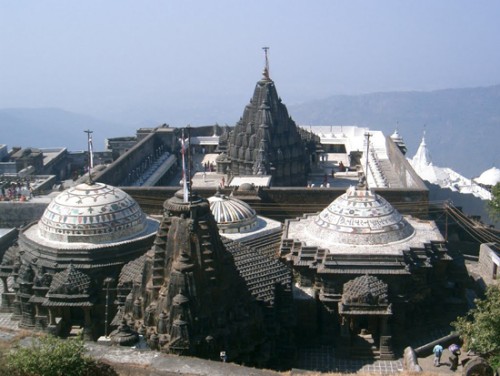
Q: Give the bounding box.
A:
[385,136,427,189]
[94,128,177,186]
[0,199,51,228]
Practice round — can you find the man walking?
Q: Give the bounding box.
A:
[433,344,443,367]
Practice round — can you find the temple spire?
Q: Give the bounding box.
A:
[262,46,270,80]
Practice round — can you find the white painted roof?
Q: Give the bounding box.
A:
[229,176,272,188]
[284,187,443,256]
[475,167,500,186]
[409,135,492,200]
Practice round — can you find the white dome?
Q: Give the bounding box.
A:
[208,194,258,234]
[39,183,150,243]
[311,186,415,245]
[475,167,500,186]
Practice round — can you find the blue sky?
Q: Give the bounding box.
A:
[1,0,500,126]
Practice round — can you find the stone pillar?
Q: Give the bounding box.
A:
[379,316,395,360]
[83,307,93,341]
[0,277,9,293]
[47,308,58,336]
[337,315,351,358]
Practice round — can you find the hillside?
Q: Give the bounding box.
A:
[2,84,499,178]
[288,85,500,178]
[0,108,131,152]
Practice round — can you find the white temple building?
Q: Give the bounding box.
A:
[409,134,493,200]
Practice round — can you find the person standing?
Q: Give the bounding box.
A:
[449,344,461,371]
[433,344,443,366]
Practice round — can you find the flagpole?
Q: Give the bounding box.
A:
[181,128,188,203]
[84,129,94,184]
[187,125,192,205]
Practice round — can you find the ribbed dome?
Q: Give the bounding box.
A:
[39,183,148,243]
[208,194,258,234]
[311,186,414,245]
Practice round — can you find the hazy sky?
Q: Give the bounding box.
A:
[2,1,500,126]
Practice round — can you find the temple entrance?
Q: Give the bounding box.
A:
[353,316,380,338]
[338,275,395,360]
[348,315,382,359]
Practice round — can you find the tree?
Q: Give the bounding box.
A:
[487,183,500,223]
[453,285,500,368]
[3,335,116,376]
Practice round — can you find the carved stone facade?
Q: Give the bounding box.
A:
[0,183,159,339]
[220,69,310,186]
[280,183,453,358]
[113,191,294,366]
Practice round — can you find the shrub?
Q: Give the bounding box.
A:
[4,335,116,376]
[453,285,500,367]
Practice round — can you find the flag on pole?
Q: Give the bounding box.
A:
[181,129,188,203]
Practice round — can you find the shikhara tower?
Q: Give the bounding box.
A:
[220,53,310,186]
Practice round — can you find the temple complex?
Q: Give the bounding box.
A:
[1,56,492,373]
[0,182,159,339]
[216,61,312,187]
[280,179,453,359]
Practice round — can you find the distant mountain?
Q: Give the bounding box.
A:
[288,85,500,178]
[0,108,133,151]
[2,85,499,178]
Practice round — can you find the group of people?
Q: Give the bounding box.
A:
[433,343,462,371]
[203,161,216,172]
[0,180,33,201]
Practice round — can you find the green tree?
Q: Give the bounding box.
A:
[487,182,500,223]
[452,285,500,368]
[3,335,116,376]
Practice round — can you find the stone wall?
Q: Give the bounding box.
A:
[385,136,427,189]
[0,228,18,258]
[124,186,429,221]
[477,243,500,286]
[0,199,51,228]
[0,184,428,229]
[94,128,177,186]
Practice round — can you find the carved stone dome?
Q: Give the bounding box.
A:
[342,275,388,305]
[39,182,150,243]
[208,193,258,234]
[311,186,414,245]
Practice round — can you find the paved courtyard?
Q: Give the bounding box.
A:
[294,345,403,374]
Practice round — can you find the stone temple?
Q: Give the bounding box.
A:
[280,179,451,359]
[216,65,312,186]
[0,182,159,339]
[112,190,294,367]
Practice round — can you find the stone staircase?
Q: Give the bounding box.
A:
[377,159,401,187]
[350,334,380,359]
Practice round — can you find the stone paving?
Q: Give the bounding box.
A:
[0,312,19,332]
[294,345,403,374]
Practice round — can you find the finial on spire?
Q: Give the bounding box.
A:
[262,46,270,79]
